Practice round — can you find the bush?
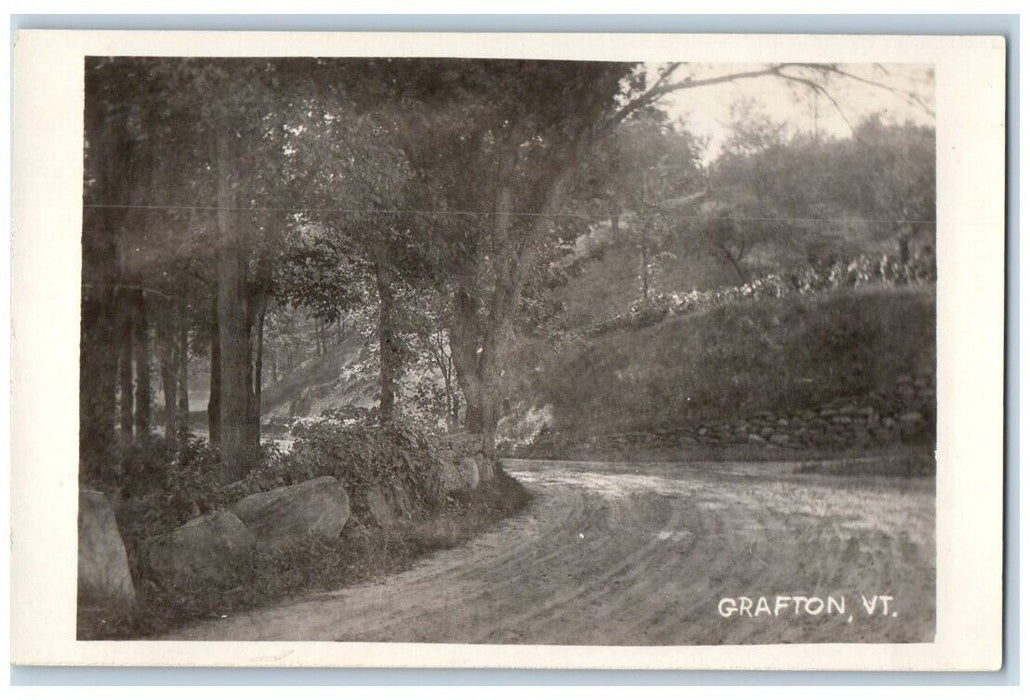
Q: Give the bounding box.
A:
[83,411,519,641]
[110,435,228,566]
[108,415,456,557]
[283,412,449,510]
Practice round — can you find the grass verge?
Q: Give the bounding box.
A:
[526,286,935,436]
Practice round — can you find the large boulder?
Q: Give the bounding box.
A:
[361,482,417,528]
[388,482,413,518]
[78,490,135,607]
[475,454,496,483]
[362,486,394,528]
[444,431,486,455]
[230,476,350,548]
[147,510,255,581]
[458,456,481,490]
[437,447,457,468]
[429,458,470,496]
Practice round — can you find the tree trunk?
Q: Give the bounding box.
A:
[449,382,461,429]
[159,329,177,434]
[440,338,459,432]
[478,142,579,454]
[245,296,267,451]
[448,128,583,454]
[461,131,521,449]
[132,291,151,440]
[175,300,190,437]
[442,368,453,431]
[214,126,254,481]
[898,230,912,264]
[215,241,251,479]
[726,253,748,284]
[447,348,461,430]
[375,258,401,423]
[117,311,134,440]
[423,328,459,432]
[207,322,220,445]
[609,198,621,237]
[79,241,119,476]
[478,265,519,456]
[80,75,142,478]
[450,285,484,432]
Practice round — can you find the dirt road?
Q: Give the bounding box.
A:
[164,459,935,644]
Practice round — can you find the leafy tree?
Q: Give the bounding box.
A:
[79,56,929,481]
[833,116,936,261]
[577,108,705,302]
[691,101,935,281]
[81,57,395,478]
[366,60,890,453]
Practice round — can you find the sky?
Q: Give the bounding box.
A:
[653,63,935,163]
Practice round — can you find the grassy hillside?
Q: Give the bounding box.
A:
[557,224,901,329]
[526,285,934,437]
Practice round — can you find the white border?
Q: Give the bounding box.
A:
[10,30,1006,670]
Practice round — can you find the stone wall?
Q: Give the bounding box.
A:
[520,369,935,457]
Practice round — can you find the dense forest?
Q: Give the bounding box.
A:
[80,58,934,484]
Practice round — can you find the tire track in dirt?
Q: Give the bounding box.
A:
[163,459,935,644]
[477,488,687,643]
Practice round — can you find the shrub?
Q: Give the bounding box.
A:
[284,411,449,510]
[112,435,227,560]
[109,414,456,556]
[80,432,179,498]
[86,411,490,641]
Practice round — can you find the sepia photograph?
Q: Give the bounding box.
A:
[10,29,1005,671]
[76,54,937,645]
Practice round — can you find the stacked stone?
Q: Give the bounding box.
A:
[521,368,936,456]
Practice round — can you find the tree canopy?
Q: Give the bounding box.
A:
[80,57,934,480]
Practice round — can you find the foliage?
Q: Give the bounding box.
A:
[89,433,222,510]
[580,107,705,210]
[398,357,459,431]
[273,234,375,323]
[281,410,452,508]
[705,112,935,267]
[574,109,705,303]
[104,413,465,610]
[721,97,789,156]
[110,435,226,557]
[112,415,457,533]
[833,116,936,243]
